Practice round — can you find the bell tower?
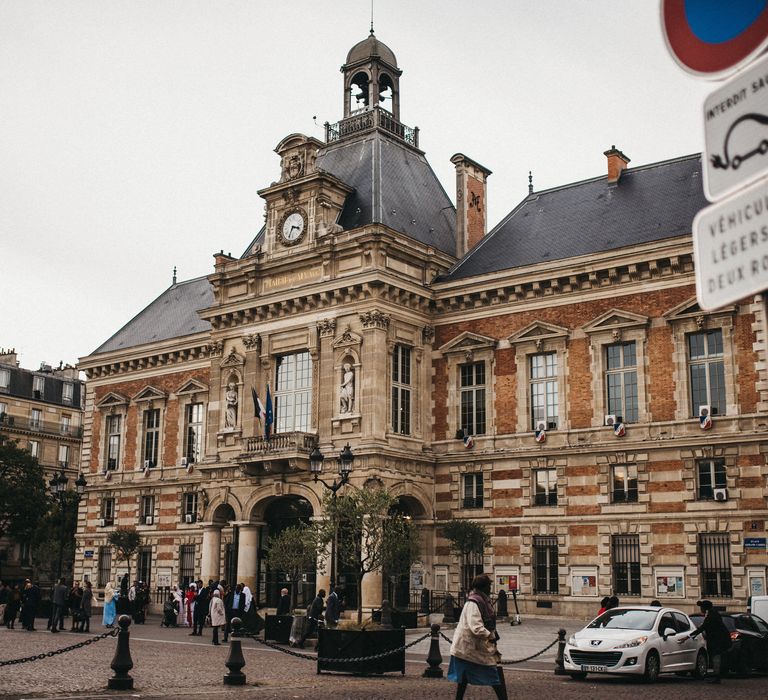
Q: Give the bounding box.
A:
[341,30,402,120]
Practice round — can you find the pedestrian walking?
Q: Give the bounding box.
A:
[209,589,226,645]
[102,581,118,627]
[192,580,209,636]
[689,599,732,684]
[4,584,21,628]
[80,581,93,632]
[69,582,83,631]
[224,583,246,642]
[325,585,340,627]
[50,578,68,633]
[276,587,291,616]
[448,574,507,700]
[185,583,197,627]
[298,589,325,648]
[172,585,184,626]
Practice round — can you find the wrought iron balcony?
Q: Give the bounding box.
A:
[325,107,419,148]
[0,413,83,438]
[235,431,317,477]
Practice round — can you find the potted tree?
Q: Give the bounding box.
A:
[107,527,141,615]
[442,519,490,619]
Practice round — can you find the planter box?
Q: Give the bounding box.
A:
[317,627,405,675]
[264,614,294,644]
[371,608,419,628]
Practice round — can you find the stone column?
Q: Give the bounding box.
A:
[360,516,383,611]
[359,310,390,444]
[200,524,222,582]
[235,522,260,592]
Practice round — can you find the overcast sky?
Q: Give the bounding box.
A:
[1,1,714,372]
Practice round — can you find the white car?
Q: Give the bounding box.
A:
[564,606,708,683]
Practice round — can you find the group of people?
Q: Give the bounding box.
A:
[101,575,150,627]
[50,578,94,632]
[0,579,41,630]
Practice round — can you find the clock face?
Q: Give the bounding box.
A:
[280,211,306,244]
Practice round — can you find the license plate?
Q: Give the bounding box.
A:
[582,665,607,672]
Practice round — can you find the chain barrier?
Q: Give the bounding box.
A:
[245,631,431,664]
[440,630,559,665]
[0,628,118,668]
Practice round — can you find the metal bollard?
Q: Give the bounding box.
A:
[224,617,246,686]
[107,615,134,690]
[422,623,443,678]
[554,628,567,675]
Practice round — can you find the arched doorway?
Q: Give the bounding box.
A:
[212,504,237,587]
[385,496,425,609]
[259,496,315,608]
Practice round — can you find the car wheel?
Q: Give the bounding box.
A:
[692,650,708,679]
[643,651,660,683]
[569,672,587,680]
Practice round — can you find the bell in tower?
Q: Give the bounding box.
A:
[341,29,402,120]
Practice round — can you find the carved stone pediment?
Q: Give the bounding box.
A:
[438,331,497,356]
[582,309,649,335]
[220,350,245,368]
[332,326,362,349]
[663,296,736,324]
[96,392,129,409]
[132,386,168,403]
[508,321,569,346]
[177,379,209,396]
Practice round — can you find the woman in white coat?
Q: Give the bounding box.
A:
[209,589,226,645]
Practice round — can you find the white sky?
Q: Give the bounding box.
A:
[1,1,714,371]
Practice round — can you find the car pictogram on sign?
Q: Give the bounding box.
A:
[711,112,768,171]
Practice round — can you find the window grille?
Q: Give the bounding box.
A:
[179,544,195,587]
[699,532,732,597]
[612,535,641,595]
[98,547,112,587]
[137,548,152,587]
[460,362,486,435]
[533,535,559,593]
[688,329,725,417]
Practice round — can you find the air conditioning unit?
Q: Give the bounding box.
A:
[99,518,106,527]
[713,487,728,502]
[699,405,711,418]
[144,516,154,526]
[143,460,152,469]
[185,513,194,524]
[604,415,616,427]
[536,421,547,432]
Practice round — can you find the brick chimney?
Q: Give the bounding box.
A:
[451,153,492,257]
[604,145,630,184]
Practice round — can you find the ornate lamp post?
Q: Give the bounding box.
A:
[309,443,354,587]
[49,470,87,580]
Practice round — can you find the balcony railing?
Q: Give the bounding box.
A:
[0,413,83,438]
[242,431,317,454]
[325,107,419,148]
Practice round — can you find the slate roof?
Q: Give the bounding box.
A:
[315,130,457,255]
[91,276,213,355]
[439,153,708,282]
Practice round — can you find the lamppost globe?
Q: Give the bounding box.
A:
[309,445,325,474]
[338,443,354,477]
[56,471,67,493]
[75,472,87,495]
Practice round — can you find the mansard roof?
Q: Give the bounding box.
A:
[91,276,213,355]
[439,153,708,282]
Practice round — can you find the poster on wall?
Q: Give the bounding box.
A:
[493,567,520,593]
[570,568,598,596]
[750,576,765,597]
[410,568,424,590]
[156,568,172,588]
[654,568,685,598]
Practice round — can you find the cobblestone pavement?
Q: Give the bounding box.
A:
[0,615,764,699]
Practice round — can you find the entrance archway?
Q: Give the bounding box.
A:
[385,496,424,609]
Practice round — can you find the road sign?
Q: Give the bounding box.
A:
[745,537,767,550]
[703,52,768,200]
[693,175,768,309]
[662,0,768,80]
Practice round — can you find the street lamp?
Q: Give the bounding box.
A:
[49,470,87,581]
[309,443,354,587]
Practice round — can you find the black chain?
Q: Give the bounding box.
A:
[0,628,118,667]
[247,632,431,663]
[439,631,559,665]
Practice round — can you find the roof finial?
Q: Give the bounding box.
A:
[370,0,375,34]
[172,266,177,285]
[528,170,534,195]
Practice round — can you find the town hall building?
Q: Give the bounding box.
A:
[74,32,768,617]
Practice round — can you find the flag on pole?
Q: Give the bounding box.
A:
[251,387,265,423]
[265,383,274,439]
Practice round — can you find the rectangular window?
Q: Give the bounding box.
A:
[612,535,641,596]
[460,362,486,436]
[462,473,484,509]
[30,408,42,429]
[102,497,115,526]
[530,353,558,430]
[688,329,725,417]
[533,535,559,593]
[62,382,74,405]
[19,541,31,565]
[699,532,732,597]
[0,401,7,419]
[98,546,112,586]
[611,464,638,503]
[185,402,204,463]
[29,440,39,458]
[534,469,558,506]
[0,368,9,391]
[606,342,638,423]
[141,495,155,524]
[697,459,727,500]
[60,414,71,435]
[106,415,121,470]
[33,375,45,398]
[179,544,195,587]
[183,492,198,523]
[58,443,69,467]
[142,408,160,467]
[391,345,412,435]
[275,352,312,433]
[137,548,152,587]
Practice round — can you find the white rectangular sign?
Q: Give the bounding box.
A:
[703,52,768,202]
[693,176,768,309]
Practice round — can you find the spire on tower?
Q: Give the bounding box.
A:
[528,171,534,195]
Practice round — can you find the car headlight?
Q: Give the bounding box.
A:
[568,635,578,646]
[615,636,648,649]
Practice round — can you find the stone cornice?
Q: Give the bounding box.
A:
[80,341,213,380]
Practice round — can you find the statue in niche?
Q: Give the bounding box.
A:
[340,363,355,414]
[224,382,238,428]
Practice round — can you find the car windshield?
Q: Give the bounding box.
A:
[587,609,658,631]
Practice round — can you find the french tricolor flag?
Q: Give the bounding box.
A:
[614,419,626,438]
[700,413,713,430]
[534,427,547,443]
[463,434,474,449]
